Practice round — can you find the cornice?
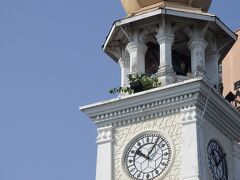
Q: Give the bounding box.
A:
[81,79,240,140]
[196,83,240,141]
[80,78,202,126]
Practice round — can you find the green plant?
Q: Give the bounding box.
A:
[128,73,161,90]
[109,87,134,95]
[109,73,161,95]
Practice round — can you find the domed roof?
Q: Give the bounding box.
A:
[121,0,212,16]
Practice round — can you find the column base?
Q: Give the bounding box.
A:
[157,65,176,85]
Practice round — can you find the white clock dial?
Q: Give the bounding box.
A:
[124,133,172,180]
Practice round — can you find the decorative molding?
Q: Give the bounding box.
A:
[187,38,208,50]
[181,106,198,125]
[81,79,240,140]
[206,51,220,61]
[156,33,175,45]
[197,92,240,141]
[118,58,130,68]
[157,65,175,75]
[96,126,113,144]
[125,42,148,54]
[93,92,197,128]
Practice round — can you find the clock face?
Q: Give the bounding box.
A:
[207,140,228,180]
[124,133,172,180]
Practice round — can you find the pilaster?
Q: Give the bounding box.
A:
[96,126,113,180]
[181,107,201,180]
[156,32,175,85]
[188,38,208,76]
[126,42,148,74]
[118,57,130,87]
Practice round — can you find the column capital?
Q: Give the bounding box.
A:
[181,106,199,125]
[206,51,221,60]
[187,38,208,51]
[156,33,175,45]
[126,42,148,54]
[118,58,130,68]
[96,126,113,144]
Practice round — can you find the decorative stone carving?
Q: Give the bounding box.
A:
[181,106,198,125]
[96,126,113,144]
[156,33,175,45]
[118,57,130,68]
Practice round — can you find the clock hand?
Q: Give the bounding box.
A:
[148,137,160,157]
[211,150,218,165]
[216,153,226,167]
[136,149,149,160]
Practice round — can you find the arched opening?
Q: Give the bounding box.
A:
[172,29,191,77]
[145,42,160,76]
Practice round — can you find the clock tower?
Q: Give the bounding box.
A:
[80,1,240,180]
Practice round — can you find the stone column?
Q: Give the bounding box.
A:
[118,58,130,87]
[233,142,240,179]
[156,32,175,85]
[181,107,202,180]
[126,42,148,74]
[96,126,113,180]
[206,52,221,88]
[188,38,208,76]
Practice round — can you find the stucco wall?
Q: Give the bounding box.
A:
[222,30,240,96]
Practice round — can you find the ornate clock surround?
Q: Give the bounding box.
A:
[122,130,175,180]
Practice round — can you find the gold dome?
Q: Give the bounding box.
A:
[121,0,212,15]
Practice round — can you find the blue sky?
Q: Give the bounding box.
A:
[0,1,239,180]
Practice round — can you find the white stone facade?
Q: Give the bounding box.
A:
[96,126,113,180]
[81,78,240,180]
